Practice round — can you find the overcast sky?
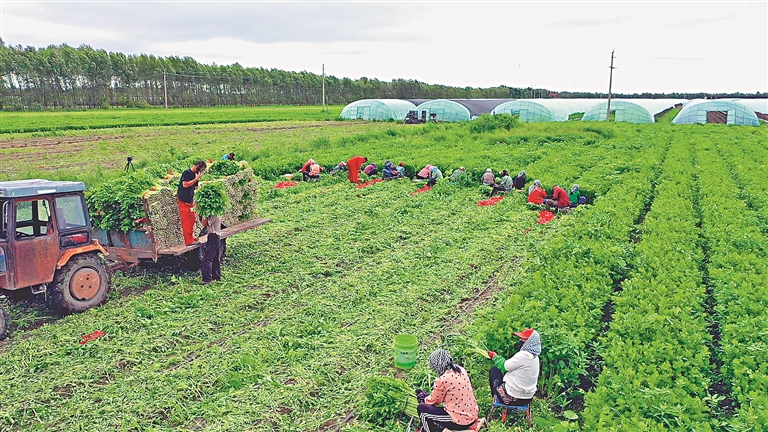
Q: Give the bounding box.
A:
[2,1,766,93]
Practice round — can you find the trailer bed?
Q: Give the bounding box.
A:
[157,218,271,256]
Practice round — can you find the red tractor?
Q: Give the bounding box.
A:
[0,178,270,340]
[0,180,111,340]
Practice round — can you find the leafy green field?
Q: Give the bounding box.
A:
[0,105,344,133]
[0,116,767,431]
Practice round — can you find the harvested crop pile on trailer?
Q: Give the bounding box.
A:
[87,159,259,250]
[221,168,258,226]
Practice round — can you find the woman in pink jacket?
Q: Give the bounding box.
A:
[416,349,483,432]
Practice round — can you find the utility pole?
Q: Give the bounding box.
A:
[163,70,168,109]
[606,50,615,121]
[322,64,326,112]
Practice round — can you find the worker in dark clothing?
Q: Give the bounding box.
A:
[177,160,206,245]
[201,214,223,284]
[513,170,526,190]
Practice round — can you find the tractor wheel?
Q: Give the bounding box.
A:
[0,306,7,340]
[50,253,111,314]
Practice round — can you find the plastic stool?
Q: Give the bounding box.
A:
[488,396,532,426]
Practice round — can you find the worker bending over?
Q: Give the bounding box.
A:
[307,162,323,181]
[427,166,443,186]
[382,160,401,179]
[513,170,526,191]
[489,170,512,197]
[527,180,546,206]
[481,168,495,186]
[544,184,570,212]
[347,156,368,183]
[300,159,316,182]
[416,164,433,180]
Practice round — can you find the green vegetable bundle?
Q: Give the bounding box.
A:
[206,159,244,177]
[194,181,229,217]
[86,158,257,242]
[360,376,418,426]
[87,171,157,231]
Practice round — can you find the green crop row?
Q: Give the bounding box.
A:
[472,129,670,403]
[711,131,768,235]
[0,105,344,134]
[582,138,713,430]
[694,140,768,430]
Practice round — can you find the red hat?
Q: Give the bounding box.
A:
[514,328,534,341]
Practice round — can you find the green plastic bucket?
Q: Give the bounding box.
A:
[393,334,418,370]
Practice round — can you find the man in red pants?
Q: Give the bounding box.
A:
[347,156,367,183]
[177,160,207,245]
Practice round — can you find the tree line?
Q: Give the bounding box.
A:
[0,41,763,111]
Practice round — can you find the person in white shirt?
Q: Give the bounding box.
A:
[487,328,541,406]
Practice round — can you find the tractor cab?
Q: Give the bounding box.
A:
[0,180,110,329]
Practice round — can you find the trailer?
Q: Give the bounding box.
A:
[95,217,270,271]
[0,178,269,340]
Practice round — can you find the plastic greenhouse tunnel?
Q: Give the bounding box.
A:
[492,99,596,122]
[340,99,417,121]
[673,100,760,126]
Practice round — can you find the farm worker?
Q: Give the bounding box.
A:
[200,214,223,284]
[416,164,433,180]
[489,170,513,197]
[527,180,546,205]
[300,159,316,182]
[177,160,207,245]
[416,349,484,432]
[513,170,527,190]
[450,166,466,181]
[544,184,570,212]
[396,162,406,177]
[330,161,347,175]
[221,152,235,161]
[382,160,400,179]
[568,184,581,206]
[481,168,495,186]
[347,156,368,183]
[487,329,540,407]
[363,163,378,176]
[307,162,323,181]
[427,166,443,186]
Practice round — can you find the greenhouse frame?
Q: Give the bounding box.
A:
[732,98,768,117]
[582,99,684,123]
[340,99,416,121]
[673,99,760,126]
[492,99,596,122]
[416,99,512,122]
